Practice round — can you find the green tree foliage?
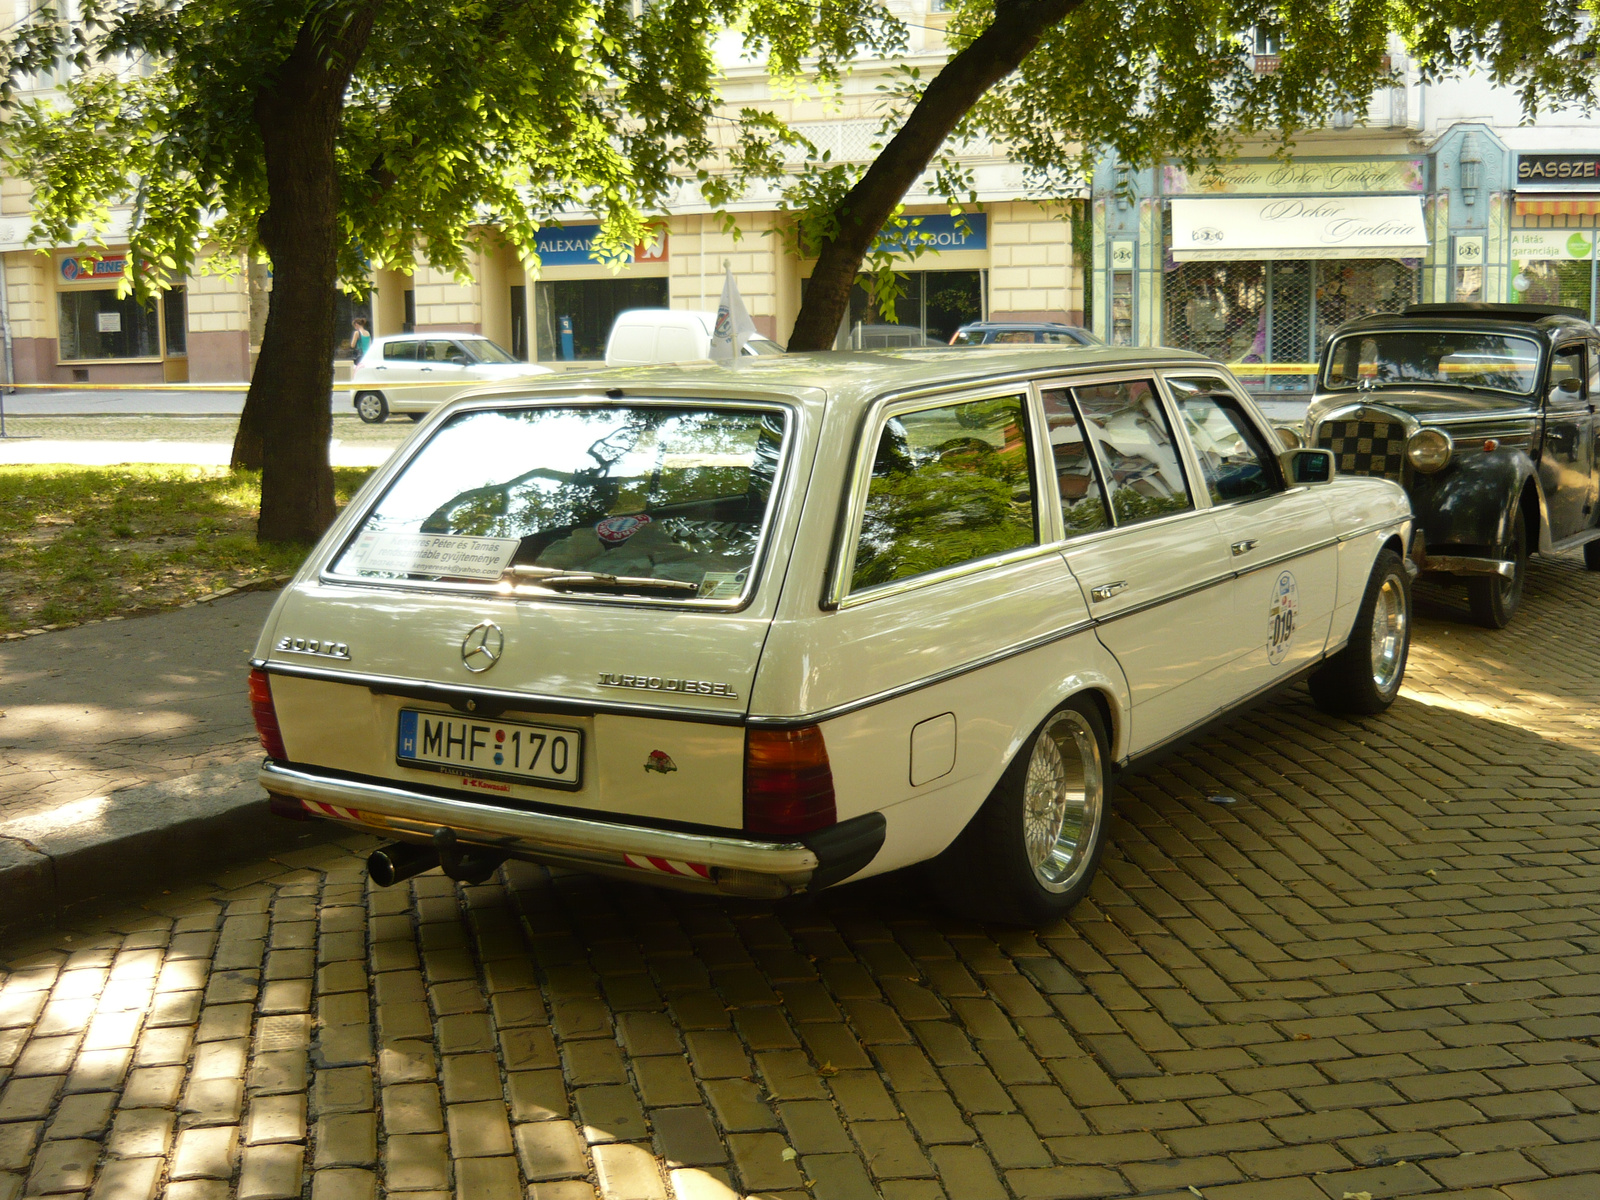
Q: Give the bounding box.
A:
[0,0,900,541]
[4,0,1596,542]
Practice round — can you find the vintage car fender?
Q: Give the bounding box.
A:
[1406,443,1551,555]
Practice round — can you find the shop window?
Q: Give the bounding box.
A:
[841,270,984,348]
[1162,255,1418,394]
[510,285,527,360]
[58,290,161,361]
[162,288,187,356]
[1512,254,1593,318]
[535,277,669,362]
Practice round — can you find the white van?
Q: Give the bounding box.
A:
[604,308,781,366]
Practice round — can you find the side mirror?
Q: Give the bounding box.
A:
[1282,447,1335,486]
[450,355,469,366]
[1557,376,1582,395]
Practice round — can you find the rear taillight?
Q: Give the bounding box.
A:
[249,668,288,760]
[743,726,836,836]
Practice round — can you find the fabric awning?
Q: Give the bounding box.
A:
[1516,195,1600,217]
[1170,195,1429,262]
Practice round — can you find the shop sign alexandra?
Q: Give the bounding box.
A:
[1510,229,1594,261]
[535,224,668,267]
[1163,159,1425,195]
[1170,195,1429,261]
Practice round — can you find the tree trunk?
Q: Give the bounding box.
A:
[231,2,380,543]
[787,0,1083,351]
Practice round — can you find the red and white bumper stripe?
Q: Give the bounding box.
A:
[622,853,712,880]
[302,799,363,821]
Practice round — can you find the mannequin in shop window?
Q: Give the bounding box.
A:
[1317,266,1355,329]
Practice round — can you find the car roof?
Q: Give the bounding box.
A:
[1333,307,1598,343]
[458,345,1218,412]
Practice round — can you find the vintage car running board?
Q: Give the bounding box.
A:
[1420,555,1517,579]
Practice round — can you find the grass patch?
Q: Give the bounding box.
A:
[0,465,373,633]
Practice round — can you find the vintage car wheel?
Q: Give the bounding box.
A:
[354,391,389,423]
[1309,548,1411,716]
[931,698,1110,925]
[1467,504,1527,629]
[1584,539,1600,571]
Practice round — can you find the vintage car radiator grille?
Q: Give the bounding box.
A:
[1316,417,1407,484]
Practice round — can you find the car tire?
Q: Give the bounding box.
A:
[406,412,425,423]
[1466,502,1527,629]
[1309,548,1411,716]
[1584,539,1600,571]
[930,697,1111,926]
[354,392,388,423]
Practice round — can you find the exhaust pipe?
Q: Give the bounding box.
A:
[367,841,440,887]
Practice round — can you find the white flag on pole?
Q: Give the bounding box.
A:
[710,264,757,362]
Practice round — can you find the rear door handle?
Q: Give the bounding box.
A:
[1090,581,1128,602]
[1231,539,1258,556]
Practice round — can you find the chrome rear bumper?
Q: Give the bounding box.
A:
[259,761,882,898]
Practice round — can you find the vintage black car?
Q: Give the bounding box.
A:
[1305,303,1600,628]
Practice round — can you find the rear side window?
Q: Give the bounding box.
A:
[383,340,417,362]
[851,395,1037,593]
[1040,390,1111,535]
[1071,379,1193,525]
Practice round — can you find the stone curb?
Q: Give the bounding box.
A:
[0,575,294,642]
[0,759,338,941]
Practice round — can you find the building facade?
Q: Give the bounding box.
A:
[1090,58,1600,398]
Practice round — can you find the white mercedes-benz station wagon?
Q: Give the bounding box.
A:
[252,347,1413,924]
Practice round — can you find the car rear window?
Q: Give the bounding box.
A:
[330,404,788,603]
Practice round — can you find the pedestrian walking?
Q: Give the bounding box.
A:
[350,316,372,360]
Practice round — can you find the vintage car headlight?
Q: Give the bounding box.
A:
[1275,425,1303,450]
[1407,428,1454,473]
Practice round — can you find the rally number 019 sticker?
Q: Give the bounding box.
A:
[1267,570,1299,665]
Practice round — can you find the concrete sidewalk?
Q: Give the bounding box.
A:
[0,589,335,932]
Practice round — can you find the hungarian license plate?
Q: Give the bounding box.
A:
[396,709,581,790]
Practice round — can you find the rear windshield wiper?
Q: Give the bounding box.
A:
[502,565,699,595]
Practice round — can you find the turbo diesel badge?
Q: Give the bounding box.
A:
[598,673,738,697]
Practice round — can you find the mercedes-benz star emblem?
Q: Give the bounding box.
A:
[460,621,504,673]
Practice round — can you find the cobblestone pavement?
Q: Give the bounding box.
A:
[2,555,1600,1200]
[0,591,276,825]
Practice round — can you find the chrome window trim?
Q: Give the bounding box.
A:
[317,394,801,615]
[746,617,1100,728]
[830,384,1049,609]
